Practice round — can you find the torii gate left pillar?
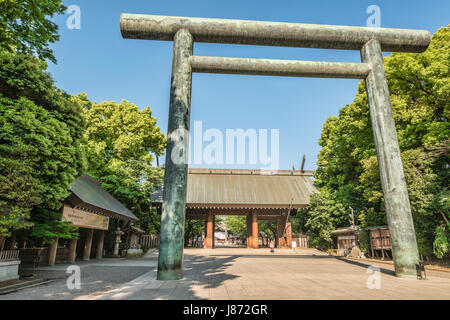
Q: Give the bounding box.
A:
[157,29,193,280]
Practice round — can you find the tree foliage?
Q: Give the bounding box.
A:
[0,51,85,238]
[78,94,166,231]
[0,2,167,243]
[300,26,449,258]
[0,0,66,63]
[290,210,308,235]
[30,209,78,244]
[226,216,246,240]
[258,220,277,243]
[184,220,204,247]
[304,191,348,250]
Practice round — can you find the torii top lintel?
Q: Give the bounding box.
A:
[120,13,431,53]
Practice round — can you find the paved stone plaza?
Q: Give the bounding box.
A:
[1,248,449,300]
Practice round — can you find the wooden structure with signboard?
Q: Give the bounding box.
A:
[45,174,138,266]
[368,226,391,259]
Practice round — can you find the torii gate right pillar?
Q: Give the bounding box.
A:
[362,39,420,278]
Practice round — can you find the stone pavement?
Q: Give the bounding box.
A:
[0,257,153,300]
[75,248,450,300]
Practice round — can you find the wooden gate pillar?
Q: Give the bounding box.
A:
[83,229,94,261]
[68,238,78,263]
[246,213,252,248]
[276,217,284,248]
[251,210,259,248]
[285,222,292,249]
[205,211,215,249]
[47,237,58,266]
[96,230,105,259]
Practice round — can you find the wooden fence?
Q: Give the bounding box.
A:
[0,250,19,261]
[369,228,391,250]
[140,234,160,249]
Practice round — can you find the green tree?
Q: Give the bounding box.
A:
[304,191,348,250]
[139,207,162,235]
[0,0,66,63]
[359,149,442,256]
[257,220,277,246]
[184,220,204,247]
[79,94,166,231]
[226,216,247,241]
[290,209,308,235]
[30,209,78,245]
[0,51,86,239]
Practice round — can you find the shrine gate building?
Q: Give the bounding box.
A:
[153,168,317,249]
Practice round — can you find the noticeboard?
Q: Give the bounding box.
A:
[62,205,109,230]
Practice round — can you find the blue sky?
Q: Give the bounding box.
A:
[48,0,449,170]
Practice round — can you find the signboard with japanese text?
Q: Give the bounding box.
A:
[62,204,109,230]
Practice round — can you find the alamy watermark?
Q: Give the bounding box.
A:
[66,5,81,30]
[169,121,280,171]
[367,5,381,28]
[66,265,81,290]
[366,265,381,289]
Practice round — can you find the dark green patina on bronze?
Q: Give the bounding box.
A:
[120,14,430,52]
[157,29,193,280]
[120,14,431,280]
[190,56,372,79]
[361,40,421,278]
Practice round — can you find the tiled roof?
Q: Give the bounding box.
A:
[69,174,138,221]
[153,168,318,209]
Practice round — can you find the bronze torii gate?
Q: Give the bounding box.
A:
[120,14,431,280]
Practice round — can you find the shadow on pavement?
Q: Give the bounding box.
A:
[210,254,333,259]
[335,257,396,276]
[183,253,239,290]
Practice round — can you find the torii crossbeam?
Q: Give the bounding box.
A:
[120,14,431,280]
